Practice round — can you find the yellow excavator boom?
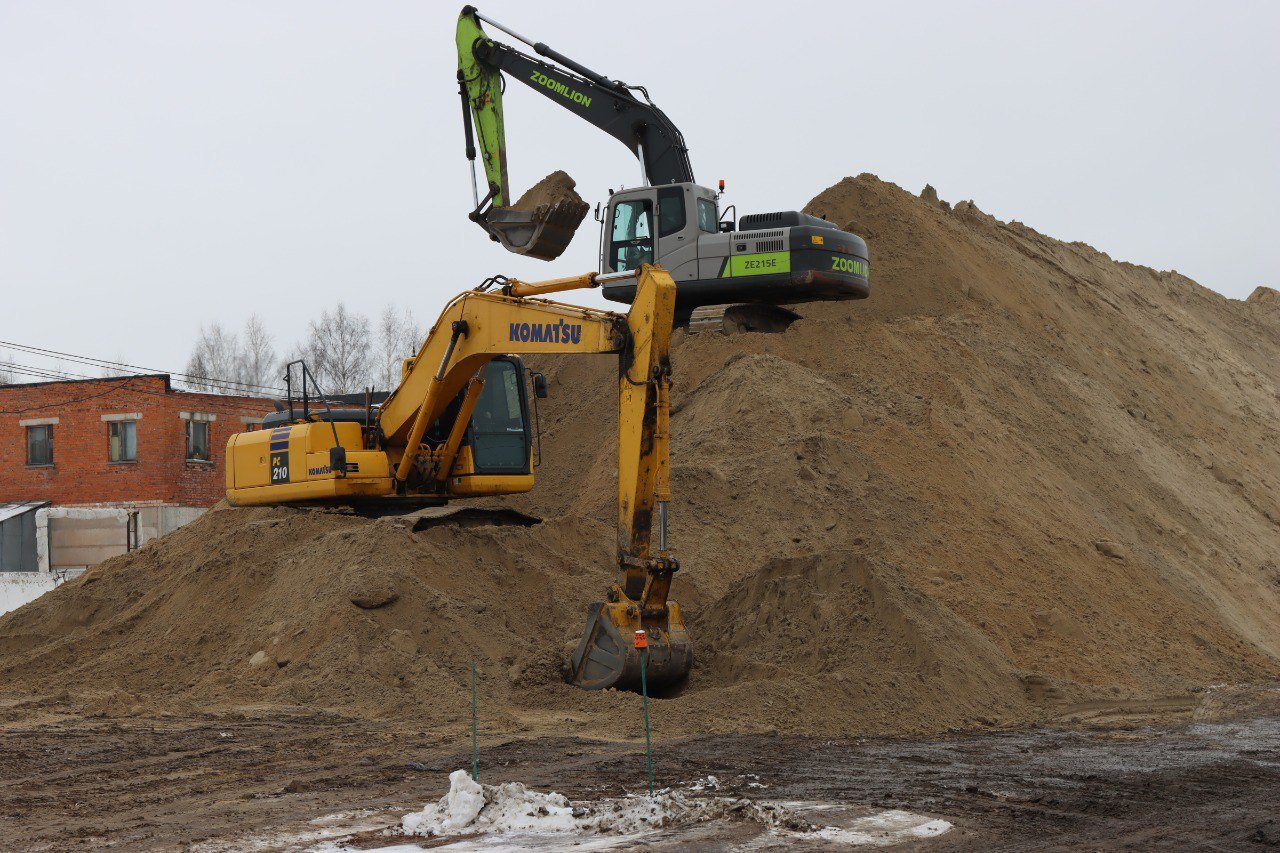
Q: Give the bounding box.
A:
[224,265,690,690]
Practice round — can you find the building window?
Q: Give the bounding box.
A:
[108,420,137,462]
[186,420,211,461]
[26,425,53,466]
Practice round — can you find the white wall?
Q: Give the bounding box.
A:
[36,505,206,572]
[0,504,205,616]
[0,570,81,616]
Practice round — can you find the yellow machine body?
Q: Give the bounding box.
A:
[223,266,691,691]
[226,422,392,504]
[224,422,537,505]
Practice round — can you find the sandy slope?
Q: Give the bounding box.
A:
[2,174,1277,737]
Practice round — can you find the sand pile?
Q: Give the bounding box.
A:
[510,169,585,214]
[3,174,1278,736]
[1247,285,1280,308]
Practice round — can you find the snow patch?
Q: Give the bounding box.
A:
[398,770,951,846]
[688,774,720,791]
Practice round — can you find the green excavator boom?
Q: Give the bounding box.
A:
[457,10,508,206]
[456,8,587,261]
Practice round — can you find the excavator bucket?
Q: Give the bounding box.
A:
[565,599,693,691]
[479,198,590,262]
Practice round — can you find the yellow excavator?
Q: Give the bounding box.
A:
[224,265,691,691]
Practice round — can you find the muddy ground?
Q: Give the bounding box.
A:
[1,689,1276,851]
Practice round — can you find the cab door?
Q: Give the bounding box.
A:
[467,358,532,475]
[604,191,656,273]
[655,185,699,281]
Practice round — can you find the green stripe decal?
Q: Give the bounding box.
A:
[725,251,791,278]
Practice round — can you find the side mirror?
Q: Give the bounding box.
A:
[532,373,549,399]
[718,221,735,233]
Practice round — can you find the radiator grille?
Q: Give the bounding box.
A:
[754,239,784,252]
[739,212,787,229]
[732,229,785,241]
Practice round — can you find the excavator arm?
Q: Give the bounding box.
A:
[456,6,694,260]
[226,266,690,691]
[377,265,690,689]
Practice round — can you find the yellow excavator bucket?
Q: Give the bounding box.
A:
[566,598,692,691]
[559,265,691,691]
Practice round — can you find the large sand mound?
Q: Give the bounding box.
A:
[3,175,1278,737]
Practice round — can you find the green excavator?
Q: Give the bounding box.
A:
[456,6,870,318]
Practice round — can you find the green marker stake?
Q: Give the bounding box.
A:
[471,661,478,782]
[635,630,654,797]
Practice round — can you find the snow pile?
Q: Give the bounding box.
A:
[401,771,576,836]
[400,770,952,845]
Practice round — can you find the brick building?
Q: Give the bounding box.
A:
[1,374,276,507]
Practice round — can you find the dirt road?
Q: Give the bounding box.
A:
[2,692,1276,850]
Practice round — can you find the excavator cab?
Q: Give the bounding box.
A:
[424,356,538,497]
[228,356,538,506]
[597,182,870,312]
[600,183,718,282]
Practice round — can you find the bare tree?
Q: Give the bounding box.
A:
[184,322,241,392]
[301,303,372,395]
[240,315,277,391]
[0,360,14,384]
[98,353,131,379]
[376,304,420,391]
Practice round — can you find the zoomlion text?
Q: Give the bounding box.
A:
[529,71,591,108]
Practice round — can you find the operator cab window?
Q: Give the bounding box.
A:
[469,359,530,473]
[609,199,653,272]
[697,197,718,233]
[657,187,685,237]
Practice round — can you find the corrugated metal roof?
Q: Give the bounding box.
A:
[0,501,51,524]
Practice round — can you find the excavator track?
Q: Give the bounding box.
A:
[681,304,802,335]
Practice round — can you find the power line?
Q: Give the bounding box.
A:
[0,361,279,417]
[0,376,145,415]
[0,339,287,395]
[0,358,360,419]
[0,339,284,395]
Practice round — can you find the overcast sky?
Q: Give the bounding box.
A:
[2,0,1277,383]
